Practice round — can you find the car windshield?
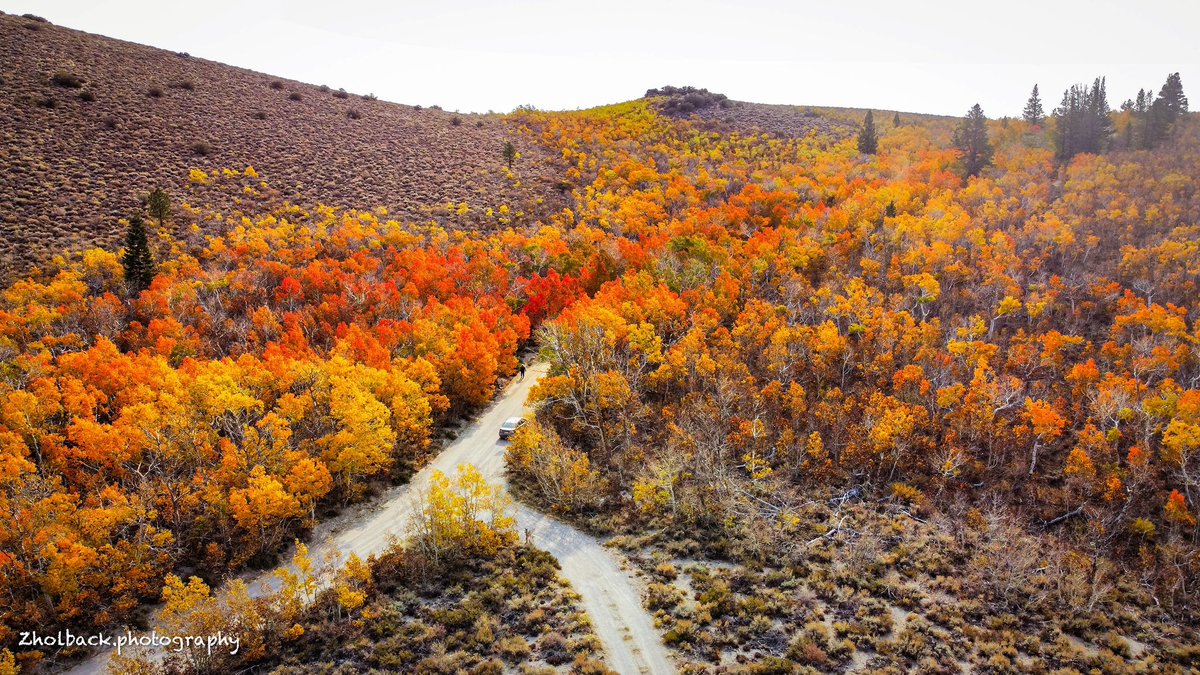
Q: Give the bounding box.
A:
[501,418,522,430]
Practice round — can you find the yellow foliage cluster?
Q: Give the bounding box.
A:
[411,465,515,564]
[506,421,604,513]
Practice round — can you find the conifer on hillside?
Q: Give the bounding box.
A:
[1023,84,1044,126]
[954,103,993,177]
[857,110,879,154]
[122,214,156,294]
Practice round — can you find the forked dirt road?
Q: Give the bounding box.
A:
[68,363,674,675]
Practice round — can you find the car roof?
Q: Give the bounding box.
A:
[501,416,525,426]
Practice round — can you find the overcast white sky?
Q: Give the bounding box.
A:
[5,0,1198,116]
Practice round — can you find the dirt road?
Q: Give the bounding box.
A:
[67,363,674,675]
[509,503,677,675]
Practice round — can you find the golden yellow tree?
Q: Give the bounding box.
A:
[332,552,371,620]
[506,422,603,513]
[319,377,396,495]
[156,575,227,673]
[411,465,514,566]
[0,649,18,675]
[229,465,302,552]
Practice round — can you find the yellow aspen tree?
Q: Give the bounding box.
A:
[320,377,396,494]
[273,541,319,622]
[412,465,514,565]
[229,465,302,551]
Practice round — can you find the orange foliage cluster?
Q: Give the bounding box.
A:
[0,182,593,652]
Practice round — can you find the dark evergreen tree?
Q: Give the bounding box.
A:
[503,141,517,170]
[1146,73,1188,148]
[1122,108,1135,149]
[1053,77,1113,161]
[1123,88,1150,149]
[1135,88,1150,114]
[1022,84,1044,126]
[122,214,157,295]
[1158,72,1188,117]
[892,111,901,127]
[953,103,993,178]
[144,188,171,228]
[1054,87,1080,160]
[857,110,879,154]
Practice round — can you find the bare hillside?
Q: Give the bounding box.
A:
[643,85,955,140]
[0,12,565,277]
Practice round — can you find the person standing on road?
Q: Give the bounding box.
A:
[518,362,526,379]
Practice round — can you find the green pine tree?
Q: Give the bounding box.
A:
[953,103,993,178]
[892,111,901,127]
[1146,72,1188,148]
[503,141,517,170]
[122,214,157,295]
[144,188,171,228]
[857,110,879,154]
[1053,77,1112,161]
[1022,84,1044,126]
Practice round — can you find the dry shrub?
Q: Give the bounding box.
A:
[537,631,571,665]
[645,582,684,611]
[958,508,1116,615]
[655,562,678,580]
[496,634,530,660]
[51,71,83,88]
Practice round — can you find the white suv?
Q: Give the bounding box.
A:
[499,416,527,440]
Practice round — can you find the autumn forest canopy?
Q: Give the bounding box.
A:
[1,12,1199,672]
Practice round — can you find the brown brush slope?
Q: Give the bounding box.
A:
[0,13,566,278]
[644,86,953,140]
[686,100,860,139]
